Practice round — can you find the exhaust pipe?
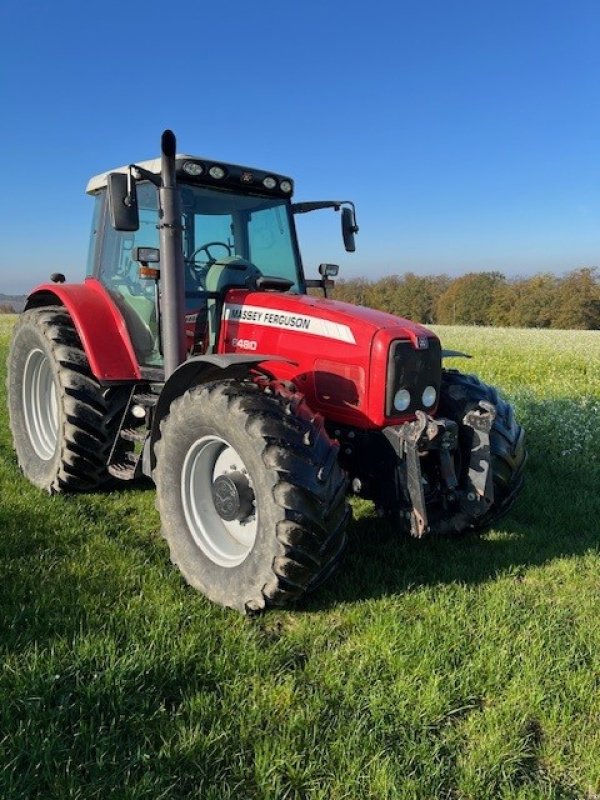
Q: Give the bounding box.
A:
[159,130,187,378]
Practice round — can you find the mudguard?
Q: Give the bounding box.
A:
[25,278,141,381]
[149,353,295,468]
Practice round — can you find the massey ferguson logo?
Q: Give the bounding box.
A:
[223,303,356,344]
[417,336,429,350]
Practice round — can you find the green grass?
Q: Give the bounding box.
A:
[1,315,599,799]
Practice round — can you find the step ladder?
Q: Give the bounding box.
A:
[107,389,158,481]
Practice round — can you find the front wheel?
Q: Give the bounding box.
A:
[437,369,526,531]
[154,381,350,613]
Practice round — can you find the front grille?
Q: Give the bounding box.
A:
[385,337,442,418]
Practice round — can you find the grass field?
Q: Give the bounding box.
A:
[1,314,599,799]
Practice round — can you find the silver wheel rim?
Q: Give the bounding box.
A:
[22,348,59,461]
[181,434,258,568]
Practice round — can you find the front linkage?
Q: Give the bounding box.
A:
[383,401,497,537]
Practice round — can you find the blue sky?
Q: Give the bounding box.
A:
[1,0,600,293]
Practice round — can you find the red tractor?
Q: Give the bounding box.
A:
[7,130,526,613]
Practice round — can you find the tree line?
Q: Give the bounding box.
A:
[331,267,600,329]
[2,268,599,329]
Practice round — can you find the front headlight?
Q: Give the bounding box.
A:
[393,389,411,412]
[422,385,437,408]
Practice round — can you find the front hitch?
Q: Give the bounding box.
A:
[383,402,496,537]
[461,401,496,515]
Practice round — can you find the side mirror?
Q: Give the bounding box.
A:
[107,172,139,232]
[319,263,339,277]
[341,206,358,252]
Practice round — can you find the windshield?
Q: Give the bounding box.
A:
[180,184,303,295]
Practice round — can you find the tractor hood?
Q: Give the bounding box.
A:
[221,288,436,346]
[219,289,440,428]
[287,292,435,341]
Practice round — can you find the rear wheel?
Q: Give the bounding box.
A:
[7,307,129,493]
[154,381,350,613]
[438,369,526,531]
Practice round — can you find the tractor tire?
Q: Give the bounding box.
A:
[154,380,350,613]
[437,369,526,531]
[7,307,129,493]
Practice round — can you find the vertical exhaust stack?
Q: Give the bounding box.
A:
[159,129,187,378]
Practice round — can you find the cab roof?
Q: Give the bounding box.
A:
[86,154,294,198]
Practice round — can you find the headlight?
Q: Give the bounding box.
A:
[262,176,277,189]
[280,180,292,193]
[422,386,437,408]
[393,389,411,412]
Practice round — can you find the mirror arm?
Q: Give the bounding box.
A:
[291,199,358,232]
[125,168,135,208]
[291,200,346,214]
[129,164,162,188]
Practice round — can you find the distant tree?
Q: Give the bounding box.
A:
[364,275,403,314]
[436,272,507,325]
[551,267,600,329]
[331,277,372,305]
[426,275,453,323]
[511,274,560,328]
[0,304,16,314]
[389,273,450,323]
[488,282,517,326]
[333,273,451,322]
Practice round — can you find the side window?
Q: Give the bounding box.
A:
[98,183,159,287]
[86,193,104,276]
[96,182,162,367]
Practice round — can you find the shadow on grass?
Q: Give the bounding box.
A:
[1,395,598,638]
[305,394,600,610]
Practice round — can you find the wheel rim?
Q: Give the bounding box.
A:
[181,434,258,568]
[22,348,59,461]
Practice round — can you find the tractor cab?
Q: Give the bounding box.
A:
[86,157,308,367]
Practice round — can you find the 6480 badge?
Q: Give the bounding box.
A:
[231,338,257,351]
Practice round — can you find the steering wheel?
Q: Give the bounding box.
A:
[187,241,233,265]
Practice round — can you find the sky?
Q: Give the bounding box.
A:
[1,0,600,294]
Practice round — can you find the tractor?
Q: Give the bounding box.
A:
[7,130,526,613]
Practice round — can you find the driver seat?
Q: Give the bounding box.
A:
[204,256,262,348]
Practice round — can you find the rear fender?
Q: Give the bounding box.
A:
[149,354,294,470]
[25,279,141,381]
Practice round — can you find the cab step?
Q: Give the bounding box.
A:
[132,392,158,408]
[107,385,160,481]
[120,427,148,443]
[108,451,141,481]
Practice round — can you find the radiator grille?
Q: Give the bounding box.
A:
[385,338,442,418]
